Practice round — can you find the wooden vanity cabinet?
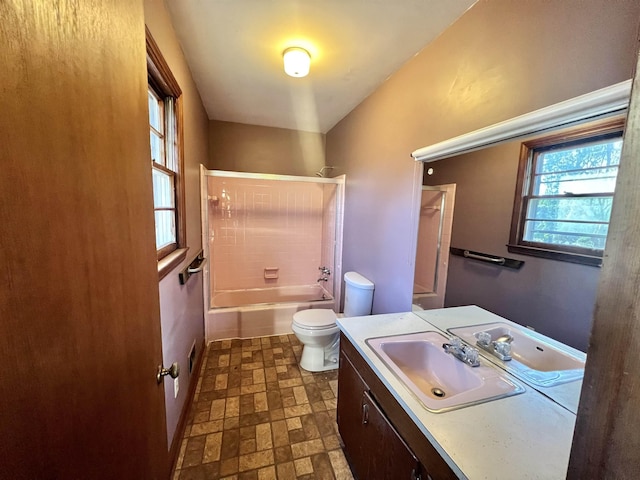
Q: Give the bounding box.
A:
[338,349,420,479]
[336,347,371,478]
[337,333,458,480]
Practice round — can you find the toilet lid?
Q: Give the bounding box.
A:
[292,309,337,329]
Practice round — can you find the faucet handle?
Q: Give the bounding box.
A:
[442,337,480,367]
[442,337,462,354]
[476,331,492,347]
[442,337,459,353]
[465,347,480,366]
[493,341,512,358]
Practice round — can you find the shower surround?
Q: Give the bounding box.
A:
[201,168,345,341]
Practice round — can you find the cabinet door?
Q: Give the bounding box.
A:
[338,349,423,480]
[363,390,421,480]
[337,350,370,479]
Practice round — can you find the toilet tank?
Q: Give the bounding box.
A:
[343,272,375,317]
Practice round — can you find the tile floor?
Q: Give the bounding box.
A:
[172,334,355,480]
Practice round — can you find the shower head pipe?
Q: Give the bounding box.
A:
[315,166,335,177]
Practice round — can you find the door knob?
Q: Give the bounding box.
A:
[157,362,180,384]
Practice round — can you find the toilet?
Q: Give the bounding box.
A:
[292,271,374,372]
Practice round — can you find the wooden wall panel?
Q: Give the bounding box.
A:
[568,43,640,478]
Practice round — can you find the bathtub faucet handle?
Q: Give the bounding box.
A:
[318,266,331,275]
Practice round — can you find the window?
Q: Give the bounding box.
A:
[146,27,186,276]
[508,118,624,266]
[148,86,178,255]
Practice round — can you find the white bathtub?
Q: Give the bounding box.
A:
[205,284,335,341]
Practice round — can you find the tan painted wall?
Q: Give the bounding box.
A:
[209,120,326,176]
[326,0,640,340]
[144,0,209,449]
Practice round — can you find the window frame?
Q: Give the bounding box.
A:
[507,118,625,267]
[146,27,187,278]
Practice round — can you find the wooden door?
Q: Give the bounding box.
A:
[0,2,168,479]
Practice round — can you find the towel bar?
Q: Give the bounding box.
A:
[450,247,524,270]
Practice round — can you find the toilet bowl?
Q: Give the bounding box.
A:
[292,309,340,372]
[292,271,374,372]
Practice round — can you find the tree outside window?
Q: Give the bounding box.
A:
[508,118,624,266]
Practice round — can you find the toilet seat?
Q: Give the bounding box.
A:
[292,309,337,330]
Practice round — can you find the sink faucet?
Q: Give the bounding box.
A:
[476,331,512,361]
[442,337,480,367]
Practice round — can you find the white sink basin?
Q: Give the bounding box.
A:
[366,331,524,413]
[448,322,585,387]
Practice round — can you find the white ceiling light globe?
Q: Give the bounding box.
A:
[283,47,311,78]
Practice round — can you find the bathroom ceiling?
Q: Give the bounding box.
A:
[164,0,477,133]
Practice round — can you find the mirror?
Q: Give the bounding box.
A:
[408,81,631,354]
[412,121,626,354]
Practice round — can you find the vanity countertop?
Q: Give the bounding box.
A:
[337,306,581,480]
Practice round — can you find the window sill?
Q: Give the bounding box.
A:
[158,247,189,281]
[506,244,601,267]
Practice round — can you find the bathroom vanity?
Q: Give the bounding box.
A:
[338,331,457,479]
[336,306,584,479]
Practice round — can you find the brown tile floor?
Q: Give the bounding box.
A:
[172,334,355,480]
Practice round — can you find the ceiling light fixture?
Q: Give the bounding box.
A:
[283,47,310,78]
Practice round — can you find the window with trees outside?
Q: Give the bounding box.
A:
[508,118,625,266]
[146,27,186,278]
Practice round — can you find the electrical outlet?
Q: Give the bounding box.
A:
[174,377,179,398]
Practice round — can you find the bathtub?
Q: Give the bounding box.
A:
[205,284,335,341]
